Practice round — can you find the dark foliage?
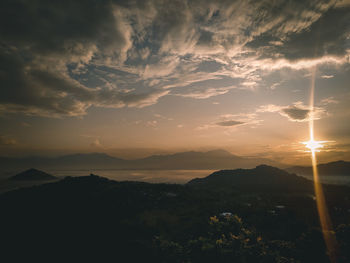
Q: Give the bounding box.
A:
[1,166,350,262]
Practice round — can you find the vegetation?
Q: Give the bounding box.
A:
[1,167,350,262]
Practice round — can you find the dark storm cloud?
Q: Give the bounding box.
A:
[0,0,129,57]
[0,0,348,117]
[0,0,164,116]
[216,120,245,127]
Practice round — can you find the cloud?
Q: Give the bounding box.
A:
[270,83,281,90]
[257,104,282,113]
[216,120,245,127]
[246,3,350,61]
[154,113,173,121]
[220,113,263,127]
[195,124,213,131]
[335,0,350,8]
[21,122,31,127]
[90,139,103,148]
[197,112,260,131]
[146,120,158,128]
[240,81,258,89]
[320,96,339,105]
[321,74,334,79]
[0,0,160,117]
[0,135,17,146]
[0,0,349,117]
[174,86,236,99]
[257,102,326,122]
[281,106,310,121]
[142,56,180,79]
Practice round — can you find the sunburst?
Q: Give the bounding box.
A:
[302,139,327,152]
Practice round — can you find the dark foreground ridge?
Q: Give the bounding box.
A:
[1,167,350,262]
[188,164,312,191]
[9,168,56,181]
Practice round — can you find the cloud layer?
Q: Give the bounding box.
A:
[0,0,349,116]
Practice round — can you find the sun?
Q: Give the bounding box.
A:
[302,139,327,152]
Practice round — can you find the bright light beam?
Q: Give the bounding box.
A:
[307,66,338,262]
[303,139,327,152]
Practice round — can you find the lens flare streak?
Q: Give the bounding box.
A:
[308,67,338,262]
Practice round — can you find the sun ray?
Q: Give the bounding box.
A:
[307,66,338,262]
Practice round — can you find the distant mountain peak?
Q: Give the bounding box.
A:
[255,164,284,172]
[9,168,56,181]
[255,164,272,169]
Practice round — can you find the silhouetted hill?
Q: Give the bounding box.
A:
[1,171,350,262]
[9,168,56,181]
[287,160,350,176]
[188,165,312,191]
[0,149,280,172]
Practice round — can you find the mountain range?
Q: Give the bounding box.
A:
[0,149,279,173]
[1,150,349,179]
[287,160,350,176]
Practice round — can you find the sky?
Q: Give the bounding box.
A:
[0,0,350,165]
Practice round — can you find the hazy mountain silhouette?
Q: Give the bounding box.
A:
[131,149,277,169]
[0,149,279,172]
[9,168,56,181]
[55,152,126,167]
[287,160,350,176]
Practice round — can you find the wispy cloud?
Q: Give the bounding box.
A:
[90,138,103,148]
[197,112,261,131]
[321,74,335,79]
[173,86,236,99]
[320,97,339,105]
[216,120,245,127]
[146,120,158,128]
